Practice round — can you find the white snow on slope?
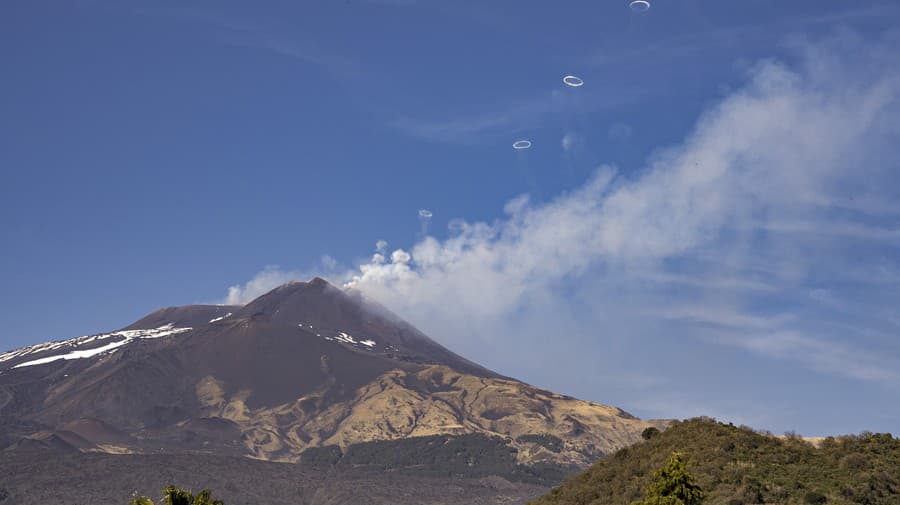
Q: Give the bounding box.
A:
[3,324,192,369]
[334,331,358,345]
[318,330,377,350]
[209,313,233,323]
[14,339,133,368]
[295,322,378,351]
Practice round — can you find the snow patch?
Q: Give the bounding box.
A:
[14,339,131,368]
[297,324,377,351]
[209,313,232,323]
[325,331,376,350]
[335,332,357,344]
[7,324,192,369]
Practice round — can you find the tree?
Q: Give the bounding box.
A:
[632,452,705,505]
[129,485,224,505]
[642,427,661,440]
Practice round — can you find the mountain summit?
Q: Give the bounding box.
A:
[0,278,662,467]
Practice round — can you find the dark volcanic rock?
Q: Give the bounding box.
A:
[235,278,496,377]
[126,304,241,331]
[0,445,548,505]
[0,278,496,449]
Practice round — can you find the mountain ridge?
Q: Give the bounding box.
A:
[0,278,665,469]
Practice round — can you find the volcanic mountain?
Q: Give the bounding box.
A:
[0,278,663,468]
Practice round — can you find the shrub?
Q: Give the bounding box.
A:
[803,491,827,504]
[129,485,224,505]
[642,427,661,440]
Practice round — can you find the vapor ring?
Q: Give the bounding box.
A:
[563,75,584,87]
[629,0,651,12]
[512,140,532,149]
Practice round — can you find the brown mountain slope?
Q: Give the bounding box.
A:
[199,363,663,465]
[0,278,663,469]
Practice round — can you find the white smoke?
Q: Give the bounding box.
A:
[225,266,305,305]
[344,33,900,385]
[226,34,900,430]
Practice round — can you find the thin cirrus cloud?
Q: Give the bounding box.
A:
[226,34,900,426]
[136,5,364,78]
[345,33,900,382]
[587,3,900,70]
[392,83,649,145]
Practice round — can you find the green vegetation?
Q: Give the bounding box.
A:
[632,452,704,505]
[642,427,661,440]
[531,418,900,505]
[129,485,223,505]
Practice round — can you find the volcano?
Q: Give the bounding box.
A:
[0,278,662,471]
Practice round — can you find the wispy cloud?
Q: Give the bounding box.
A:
[135,6,363,77]
[392,83,648,144]
[730,330,900,383]
[341,32,900,385]
[393,114,515,144]
[227,33,900,429]
[587,3,900,70]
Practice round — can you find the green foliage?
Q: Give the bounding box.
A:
[128,485,223,505]
[804,491,827,504]
[632,452,704,505]
[642,427,661,440]
[530,418,900,505]
[129,495,155,505]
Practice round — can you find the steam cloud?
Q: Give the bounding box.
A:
[345,33,900,384]
[226,34,900,427]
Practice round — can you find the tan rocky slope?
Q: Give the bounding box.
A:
[198,364,664,466]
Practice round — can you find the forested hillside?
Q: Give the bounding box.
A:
[531,418,900,505]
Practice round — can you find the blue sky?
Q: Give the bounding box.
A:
[2,0,900,435]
